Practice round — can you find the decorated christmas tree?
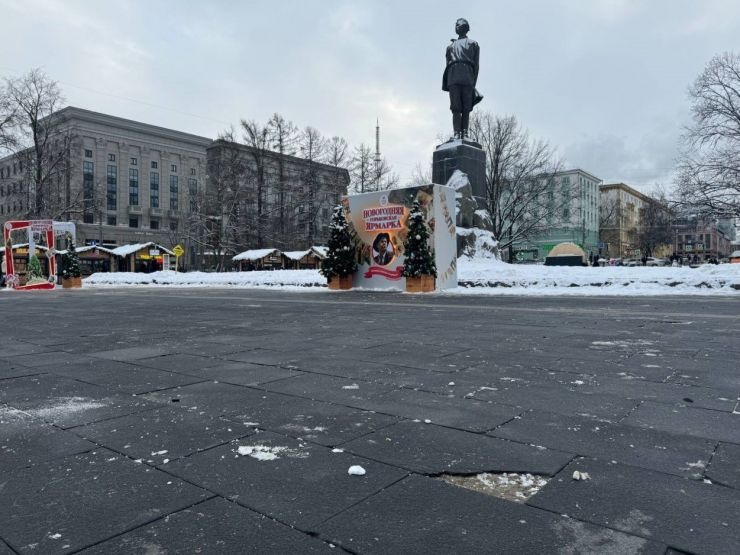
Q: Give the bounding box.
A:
[62,236,82,279]
[402,200,437,278]
[320,205,357,279]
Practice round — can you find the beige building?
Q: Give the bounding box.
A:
[599,183,671,258]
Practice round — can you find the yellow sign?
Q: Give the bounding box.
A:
[172,244,184,257]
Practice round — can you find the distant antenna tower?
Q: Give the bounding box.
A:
[374,118,382,183]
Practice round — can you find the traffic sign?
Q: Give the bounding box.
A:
[172,244,184,257]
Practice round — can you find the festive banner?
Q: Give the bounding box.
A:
[343,184,457,290]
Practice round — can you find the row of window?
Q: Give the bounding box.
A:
[84,150,196,175]
[0,201,23,215]
[0,161,23,179]
[0,182,25,196]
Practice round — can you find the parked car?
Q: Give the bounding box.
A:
[624,258,640,267]
[730,250,740,264]
[645,257,668,267]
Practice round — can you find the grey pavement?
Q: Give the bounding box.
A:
[0,288,738,554]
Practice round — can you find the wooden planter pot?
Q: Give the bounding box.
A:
[327,275,352,290]
[62,276,82,289]
[405,275,435,293]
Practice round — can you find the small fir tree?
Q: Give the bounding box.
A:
[62,236,82,279]
[402,200,437,278]
[28,255,43,280]
[320,205,357,279]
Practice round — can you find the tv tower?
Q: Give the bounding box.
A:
[374,118,381,184]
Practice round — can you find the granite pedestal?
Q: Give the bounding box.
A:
[432,138,486,202]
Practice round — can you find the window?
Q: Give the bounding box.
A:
[151,161,158,169]
[169,175,178,210]
[108,154,116,162]
[129,216,139,228]
[150,219,159,230]
[106,165,117,210]
[169,220,178,231]
[83,213,94,224]
[83,161,94,218]
[129,168,139,206]
[107,216,117,226]
[188,178,197,212]
[85,149,93,158]
[130,157,137,166]
[190,168,196,176]
[563,208,570,219]
[171,164,177,173]
[150,172,160,208]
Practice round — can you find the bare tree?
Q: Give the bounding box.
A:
[409,160,432,187]
[599,194,623,257]
[297,126,326,245]
[636,187,673,257]
[0,82,17,154]
[468,111,563,260]
[241,119,272,248]
[3,69,74,219]
[348,143,398,193]
[677,52,740,218]
[267,113,298,242]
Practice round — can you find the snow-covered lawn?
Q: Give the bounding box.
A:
[80,258,740,296]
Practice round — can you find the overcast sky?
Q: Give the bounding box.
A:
[3,0,739,192]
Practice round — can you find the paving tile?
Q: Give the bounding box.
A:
[163,432,407,529]
[262,373,398,407]
[90,346,170,361]
[490,409,716,478]
[75,406,255,463]
[48,359,204,394]
[0,539,13,555]
[79,497,333,554]
[317,475,665,554]
[135,353,226,372]
[341,420,573,475]
[0,360,42,381]
[472,380,640,422]
[170,360,300,385]
[2,351,99,369]
[142,381,274,416]
[622,401,740,444]
[0,449,210,554]
[351,388,520,432]
[0,406,96,472]
[529,458,740,555]
[666,368,740,394]
[706,442,740,489]
[226,393,399,446]
[0,374,159,429]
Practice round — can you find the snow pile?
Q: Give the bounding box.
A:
[348,465,366,476]
[81,259,740,296]
[237,444,288,461]
[442,472,550,503]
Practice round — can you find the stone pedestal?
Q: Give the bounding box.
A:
[432,139,486,203]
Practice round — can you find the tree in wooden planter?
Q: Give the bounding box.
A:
[320,205,357,290]
[62,235,82,288]
[402,200,437,292]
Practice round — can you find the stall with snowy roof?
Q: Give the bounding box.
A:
[232,248,286,270]
[59,245,117,276]
[283,247,327,269]
[111,242,175,273]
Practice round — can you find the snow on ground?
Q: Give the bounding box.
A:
[80,258,740,296]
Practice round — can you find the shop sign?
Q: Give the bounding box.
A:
[149,249,160,256]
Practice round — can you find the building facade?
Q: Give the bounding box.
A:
[599,183,672,259]
[513,169,602,261]
[204,140,349,259]
[0,107,211,249]
[672,215,734,261]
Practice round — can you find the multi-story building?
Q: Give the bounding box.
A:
[1,107,350,269]
[599,183,672,259]
[205,140,349,255]
[672,215,733,261]
[0,107,211,249]
[513,169,601,261]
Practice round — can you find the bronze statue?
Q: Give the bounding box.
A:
[442,18,482,139]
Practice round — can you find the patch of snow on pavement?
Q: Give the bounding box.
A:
[26,397,106,420]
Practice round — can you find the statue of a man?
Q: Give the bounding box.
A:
[442,18,482,139]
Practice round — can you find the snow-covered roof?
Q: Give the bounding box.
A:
[57,245,117,256]
[110,242,175,257]
[283,249,312,261]
[283,247,327,261]
[0,243,50,253]
[232,248,282,261]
